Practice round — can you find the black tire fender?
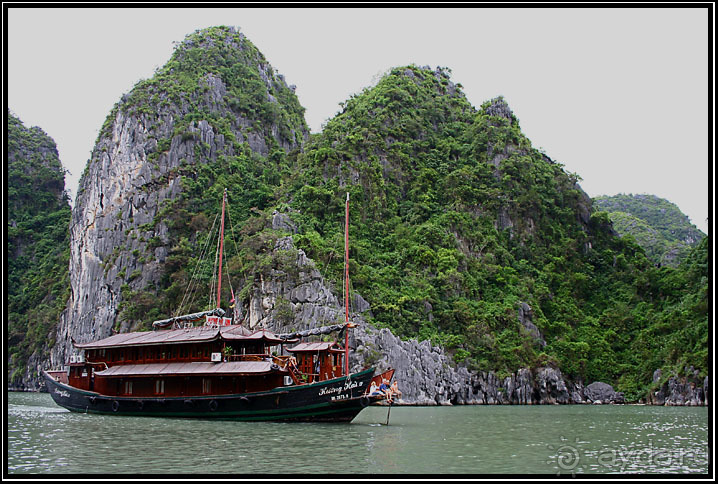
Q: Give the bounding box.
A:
[209,399,218,411]
[111,400,120,412]
[360,396,370,408]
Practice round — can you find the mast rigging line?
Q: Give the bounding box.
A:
[344,192,350,376]
[216,189,227,308]
[176,211,220,318]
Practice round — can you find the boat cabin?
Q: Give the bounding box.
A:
[287,341,346,382]
[65,325,347,398]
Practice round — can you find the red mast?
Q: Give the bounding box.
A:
[216,189,227,309]
[344,192,350,376]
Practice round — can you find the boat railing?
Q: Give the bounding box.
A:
[225,354,292,367]
[223,354,303,384]
[225,354,265,362]
[85,360,110,370]
[45,370,69,384]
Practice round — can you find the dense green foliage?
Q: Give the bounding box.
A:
[278,66,708,398]
[594,194,705,267]
[7,111,71,383]
[282,67,640,380]
[612,236,709,399]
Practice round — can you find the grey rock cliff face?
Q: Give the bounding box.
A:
[53,109,180,367]
[248,236,346,331]
[51,53,308,370]
[647,367,708,406]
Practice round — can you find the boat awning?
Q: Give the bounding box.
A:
[73,327,221,350]
[221,327,297,344]
[287,342,343,353]
[94,361,276,377]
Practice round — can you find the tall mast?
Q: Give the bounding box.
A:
[216,189,227,309]
[344,192,350,376]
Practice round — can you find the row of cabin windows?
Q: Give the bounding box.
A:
[89,346,214,363]
[121,378,212,395]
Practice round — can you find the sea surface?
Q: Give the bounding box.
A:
[6,391,710,476]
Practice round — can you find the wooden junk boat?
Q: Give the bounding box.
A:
[44,191,395,422]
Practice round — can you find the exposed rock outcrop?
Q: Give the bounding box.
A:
[647,367,708,406]
[583,381,625,404]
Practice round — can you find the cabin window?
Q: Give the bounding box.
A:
[124,381,133,395]
[180,347,187,358]
[155,379,165,395]
[119,351,125,362]
[202,378,211,394]
[100,349,105,358]
[160,350,166,360]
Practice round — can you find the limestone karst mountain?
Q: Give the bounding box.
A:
[7,26,705,404]
[7,111,71,389]
[594,193,706,267]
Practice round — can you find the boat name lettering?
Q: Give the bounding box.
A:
[318,386,343,396]
[343,380,363,391]
[318,380,364,397]
[54,389,70,398]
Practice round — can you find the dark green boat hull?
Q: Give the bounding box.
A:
[43,368,380,422]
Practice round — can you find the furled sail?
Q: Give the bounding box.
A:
[152,308,226,329]
[277,322,354,341]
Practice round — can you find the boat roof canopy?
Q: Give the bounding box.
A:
[74,327,221,349]
[94,361,276,377]
[74,325,294,350]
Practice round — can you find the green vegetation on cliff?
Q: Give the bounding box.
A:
[7,111,71,384]
[280,65,707,399]
[284,66,655,386]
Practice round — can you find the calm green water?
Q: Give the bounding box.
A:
[7,391,709,475]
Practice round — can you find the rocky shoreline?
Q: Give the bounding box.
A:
[351,325,708,407]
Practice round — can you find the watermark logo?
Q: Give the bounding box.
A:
[546,436,586,476]
[546,435,709,475]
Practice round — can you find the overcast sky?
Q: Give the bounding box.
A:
[6,7,710,233]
